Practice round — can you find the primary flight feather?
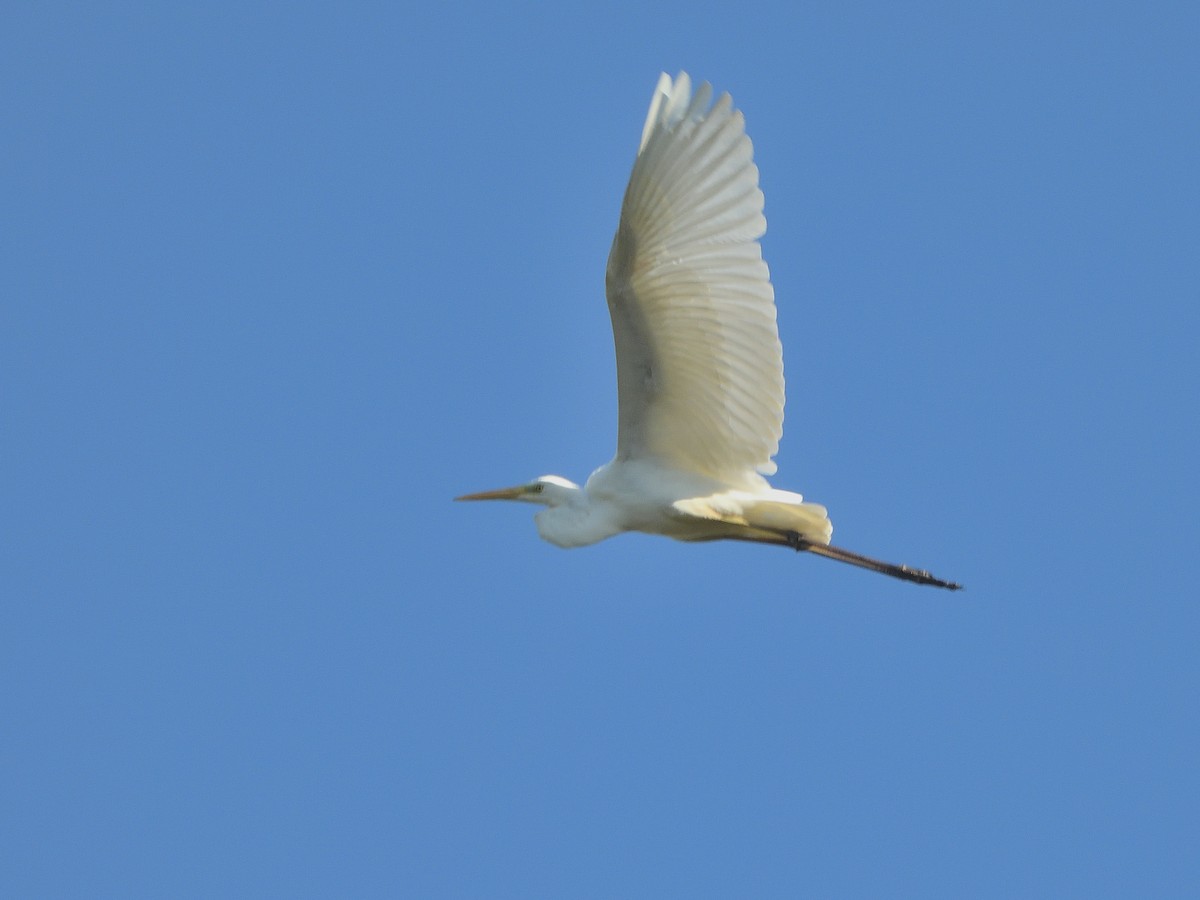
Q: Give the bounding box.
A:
[457,72,961,590]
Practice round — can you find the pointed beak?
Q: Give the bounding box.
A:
[454,484,527,502]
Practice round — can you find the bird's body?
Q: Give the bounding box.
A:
[530,462,829,550]
[458,72,960,590]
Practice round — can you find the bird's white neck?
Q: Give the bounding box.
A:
[533,479,621,548]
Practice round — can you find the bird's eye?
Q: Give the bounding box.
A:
[531,483,544,493]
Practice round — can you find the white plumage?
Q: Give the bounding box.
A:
[457,73,961,590]
[607,72,783,484]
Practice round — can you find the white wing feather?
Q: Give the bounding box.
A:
[605,72,784,484]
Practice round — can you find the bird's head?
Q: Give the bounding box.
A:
[454,475,581,507]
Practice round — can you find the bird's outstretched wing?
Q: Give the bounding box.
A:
[605,72,785,484]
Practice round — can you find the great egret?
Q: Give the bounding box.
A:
[458,72,961,590]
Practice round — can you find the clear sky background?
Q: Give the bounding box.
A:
[4,2,1197,897]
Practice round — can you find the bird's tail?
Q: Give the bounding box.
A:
[738,496,834,545]
[672,493,833,546]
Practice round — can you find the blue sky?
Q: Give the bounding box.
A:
[4,2,1197,896]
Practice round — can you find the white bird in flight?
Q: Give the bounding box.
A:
[457,72,961,590]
